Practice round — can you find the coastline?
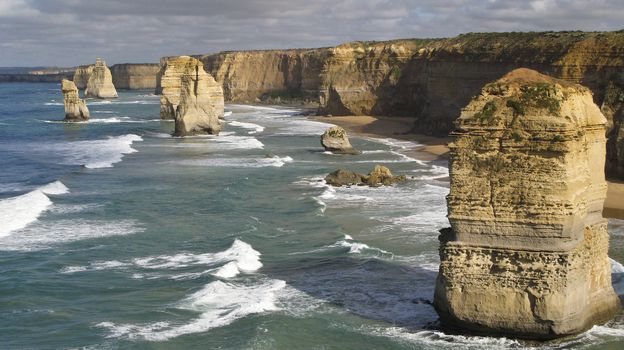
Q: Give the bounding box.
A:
[311,115,624,220]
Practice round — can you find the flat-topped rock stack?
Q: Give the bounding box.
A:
[160,56,224,136]
[85,58,118,99]
[434,68,620,339]
[61,79,89,121]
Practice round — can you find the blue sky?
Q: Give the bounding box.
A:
[0,0,622,66]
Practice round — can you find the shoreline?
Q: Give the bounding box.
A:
[310,114,624,220]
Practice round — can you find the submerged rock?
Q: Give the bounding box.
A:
[325,165,405,187]
[85,58,118,99]
[321,126,360,154]
[61,79,89,121]
[434,68,620,339]
[173,57,224,136]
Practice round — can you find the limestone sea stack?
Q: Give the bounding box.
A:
[321,126,360,154]
[156,56,204,120]
[85,58,118,99]
[434,68,620,339]
[61,79,89,121]
[173,58,224,136]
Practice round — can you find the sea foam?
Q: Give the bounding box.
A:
[97,278,286,341]
[0,181,68,237]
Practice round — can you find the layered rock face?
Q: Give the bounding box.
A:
[200,49,328,103]
[73,65,93,89]
[175,32,624,178]
[110,64,160,89]
[434,69,620,339]
[171,57,224,136]
[85,59,118,99]
[156,56,196,120]
[320,126,359,154]
[61,79,89,121]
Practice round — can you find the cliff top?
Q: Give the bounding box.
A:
[495,68,576,88]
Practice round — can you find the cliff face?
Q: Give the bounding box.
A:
[159,32,624,178]
[110,64,160,89]
[75,63,159,90]
[200,49,328,103]
[434,69,620,339]
[73,65,93,89]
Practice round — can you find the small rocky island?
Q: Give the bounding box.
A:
[61,79,89,121]
[434,68,620,339]
[325,165,405,187]
[321,126,360,154]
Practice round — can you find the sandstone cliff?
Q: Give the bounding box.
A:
[200,49,328,103]
[171,56,224,136]
[61,79,89,121]
[434,69,620,339]
[85,58,118,99]
[110,63,160,89]
[73,65,93,89]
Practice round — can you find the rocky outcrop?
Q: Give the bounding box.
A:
[110,64,160,89]
[156,56,196,120]
[61,79,89,121]
[172,57,224,136]
[434,69,620,339]
[85,59,118,99]
[321,126,360,154]
[325,165,406,187]
[73,65,93,89]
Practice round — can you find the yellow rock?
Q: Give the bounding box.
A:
[434,68,621,339]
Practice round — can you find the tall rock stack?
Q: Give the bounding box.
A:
[171,57,224,136]
[155,56,197,120]
[434,68,620,339]
[85,58,118,99]
[61,79,89,121]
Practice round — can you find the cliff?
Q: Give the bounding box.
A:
[110,63,160,89]
[199,49,329,103]
[73,65,93,89]
[434,69,620,339]
[173,31,624,179]
[75,63,159,90]
[0,72,73,83]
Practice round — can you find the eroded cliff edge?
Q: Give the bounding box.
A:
[178,31,624,178]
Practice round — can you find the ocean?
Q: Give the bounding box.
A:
[0,82,622,349]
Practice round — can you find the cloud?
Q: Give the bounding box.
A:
[0,0,622,66]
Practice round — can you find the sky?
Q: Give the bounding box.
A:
[0,0,622,67]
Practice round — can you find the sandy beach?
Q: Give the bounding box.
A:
[312,115,624,220]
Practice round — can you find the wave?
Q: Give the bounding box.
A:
[223,111,233,117]
[62,239,262,279]
[228,120,265,134]
[0,219,142,251]
[0,181,68,237]
[59,134,142,168]
[611,258,624,296]
[175,155,293,168]
[162,135,264,150]
[97,278,286,341]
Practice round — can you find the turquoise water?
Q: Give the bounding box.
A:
[0,82,622,349]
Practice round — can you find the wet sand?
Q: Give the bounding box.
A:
[311,115,624,220]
